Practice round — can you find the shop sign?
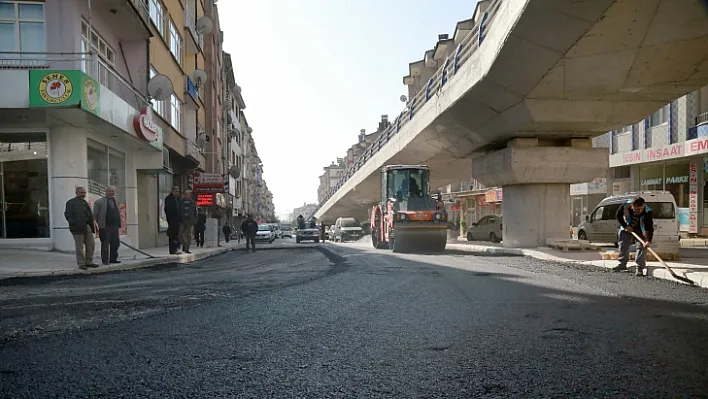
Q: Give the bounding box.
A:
[29,70,100,116]
[197,193,214,206]
[485,189,503,203]
[133,106,163,150]
[641,175,689,186]
[689,161,698,233]
[192,172,227,194]
[645,143,683,161]
[610,143,686,167]
[686,136,708,156]
[570,183,587,196]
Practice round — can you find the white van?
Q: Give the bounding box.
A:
[577,191,679,253]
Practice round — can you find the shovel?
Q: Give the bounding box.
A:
[629,231,695,286]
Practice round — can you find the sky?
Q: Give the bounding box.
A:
[218,0,478,219]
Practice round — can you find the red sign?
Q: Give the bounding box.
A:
[197,193,214,206]
[686,137,708,156]
[645,144,683,161]
[133,106,162,143]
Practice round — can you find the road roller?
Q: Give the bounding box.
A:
[370,164,448,253]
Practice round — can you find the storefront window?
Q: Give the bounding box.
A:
[639,164,663,191]
[0,133,49,238]
[87,139,127,234]
[157,172,173,232]
[664,163,689,208]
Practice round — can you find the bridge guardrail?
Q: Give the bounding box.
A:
[315,0,503,214]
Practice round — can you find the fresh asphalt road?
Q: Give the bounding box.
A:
[1,237,708,398]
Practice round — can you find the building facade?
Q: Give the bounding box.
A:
[604,86,708,235]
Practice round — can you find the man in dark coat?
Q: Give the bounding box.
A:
[164,186,182,254]
[240,213,258,252]
[64,186,98,270]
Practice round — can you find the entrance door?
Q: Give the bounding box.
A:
[0,159,50,238]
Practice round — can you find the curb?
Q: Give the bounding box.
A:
[0,246,241,280]
[446,243,708,289]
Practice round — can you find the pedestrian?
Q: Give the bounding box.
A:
[613,196,654,276]
[164,186,182,255]
[241,213,258,252]
[64,186,98,270]
[194,208,207,247]
[92,186,122,265]
[179,190,198,254]
[297,214,305,230]
[222,223,232,243]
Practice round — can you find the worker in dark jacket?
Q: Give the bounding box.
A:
[614,196,654,276]
[240,214,258,252]
[164,186,181,254]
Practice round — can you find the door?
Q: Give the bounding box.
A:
[1,159,50,239]
[137,173,156,249]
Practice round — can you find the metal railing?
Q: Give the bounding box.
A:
[314,0,503,214]
[0,51,150,111]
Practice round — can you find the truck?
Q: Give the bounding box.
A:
[370,165,448,253]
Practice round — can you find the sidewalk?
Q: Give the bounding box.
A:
[0,241,245,280]
[448,239,708,289]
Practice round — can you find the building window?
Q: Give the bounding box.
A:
[80,20,115,86]
[168,18,181,64]
[650,105,670,127]
[0,1,45,54]
[149,66,166,117]
[0,132,50,239]
[87,139,127,235]
[148,0,165,37]
[170,94,182,132]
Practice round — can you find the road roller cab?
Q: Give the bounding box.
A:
[371,165,448,252]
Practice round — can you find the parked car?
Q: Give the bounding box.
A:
[333,217,364,242]
[576,191,679,252]
[281,226,294,238]
[467,215,503,243]
[255,224,275,243]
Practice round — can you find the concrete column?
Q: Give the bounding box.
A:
[49,127,88,252]
[502,184,571,247]
[472,142,608,248]
[123,152,139,247]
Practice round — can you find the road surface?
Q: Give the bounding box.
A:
[1,237,707,398]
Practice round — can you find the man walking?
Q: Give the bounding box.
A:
[179,190,198,253]
[194,208,207,247]
[241,213,258,252]
[164,186,181,255]
[93,186,122,265]
[613,196,654,276]
[64,186,98,270]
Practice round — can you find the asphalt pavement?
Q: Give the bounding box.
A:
[1,237,707,398]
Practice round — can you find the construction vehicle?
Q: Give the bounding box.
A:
[370,165,447,253]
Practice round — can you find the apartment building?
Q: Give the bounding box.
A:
[0,0,170,251]
[317,159,346,204]
[222,51,244,221]
[291,203,318,223]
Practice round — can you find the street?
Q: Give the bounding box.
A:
[1,238,707,398]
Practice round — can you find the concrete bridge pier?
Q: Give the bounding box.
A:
[471,138,608,248]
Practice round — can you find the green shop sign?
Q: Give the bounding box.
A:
[29,70,100,116]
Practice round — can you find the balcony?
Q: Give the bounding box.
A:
[184,6,204,54]
[185,139,202,165]
[90,0,152,41]
[0,51,161,155]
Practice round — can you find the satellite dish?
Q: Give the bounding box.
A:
[223,98,232,112]
[147,74,174,101]
[229,165,241,179]
[246,127,253,134]
[400,95,408,102]
[195,16,214,35]
[232,84,241,95]
[192,69,208,88]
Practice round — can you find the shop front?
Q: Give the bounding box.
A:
[570,177,608,227]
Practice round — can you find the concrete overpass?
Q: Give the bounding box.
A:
[315,0,708,247]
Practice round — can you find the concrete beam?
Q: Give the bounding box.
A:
[471,146,608,187]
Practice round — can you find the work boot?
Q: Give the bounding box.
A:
[611,264,628,272]
[78,264,88,270]
[635,266,645,277]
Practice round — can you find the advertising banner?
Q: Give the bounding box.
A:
[29,70,100,116]
[689,161,698,233]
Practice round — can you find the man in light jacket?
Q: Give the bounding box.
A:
[179,190,198,253]
[93,186,122,265]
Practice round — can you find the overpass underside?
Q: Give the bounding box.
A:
[318,0,708,247]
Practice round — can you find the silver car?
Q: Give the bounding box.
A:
[466,215,503,243]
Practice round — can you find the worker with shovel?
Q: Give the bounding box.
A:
[613,197,654,276]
